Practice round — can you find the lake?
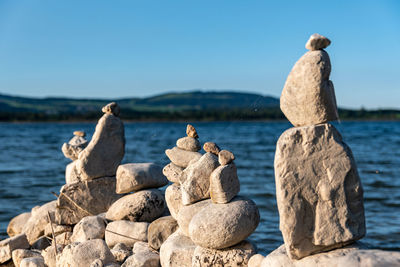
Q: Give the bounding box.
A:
[0,121,399,254]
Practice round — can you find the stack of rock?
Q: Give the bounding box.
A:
[161,125,260,267]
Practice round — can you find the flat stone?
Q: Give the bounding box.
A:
[71,215,106,243]
[218,150,235,165]
[165,184,182,220]
[122,241,160,267]
[55,176,122,225]
[148,216,179,250]
[102,102,120,116]
[65,161,80,184]
[177,137,201,152]
[275,123,366,259]
[181,153,219,205]
[20,257,45,267]
[106,189,165,222]
[163,163,183,184]
[165,147,202,168]
[176,199,212,236]
[7,212,31,237]
[280,49,338,127]
[73,131,86,137]
[192,240,256,267]
[116,163,168,194]
[105,220,149,248]
[203,142,220,155]
[76,112,125,181]
[111,243,132,263]
[159,230,196,267]
[189,196,260,249]
[210,163,240,204]
[186,124,198,138]
[248,254,265,267]
[12,249,41,267]
[44,224,72,237]
[305,33,331,51]
[0,234,30,263]
[24,201,57,244]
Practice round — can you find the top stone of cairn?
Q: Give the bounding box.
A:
[305,33,331,51]
[102,102,120,117]
[186,124,198,138]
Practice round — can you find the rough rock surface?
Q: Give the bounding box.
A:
[305,33,331,51]
[102,102,120,116]
[44,224,72,237]
[181,153,219,205]
[165,184,182,219]
[65,161,80,184]
[106,189,165,222]
[248,254,265,267]
[55,176,122,225]
[62,143,84,161]
[274,123,365,259]
[163,163,183,184]
[12,249,41,267]
[20,257,45,267]
[203,142,220,155]
[111,243,132,263]
[122,241,160,267]
[192,240,255,267]
[71,215,106,243]
[177,199,212,236]
[52,232,73,246]
[160,230,196,267]
[210,163,240,204]
[7,212,31,237]
[105,220,149,248]
[24,201,57,244]
[148,216,179,250]
[176,137,201,152]
[218,150,235,165]
[165,147,202,168]
[116,163,168,193]
[186,124,198,138]
[41,245,63,267]
[189,196,260,249]
[0,234,30,263]
[280,49,338,127]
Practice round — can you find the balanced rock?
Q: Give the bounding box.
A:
[62,143,85,161]
[189,196,260,249]
[165,147,202,168]
[163,163,183,184]
[165,184,183,219]
[192,240,256,267]
[12,249,42,267]
[73,131,86,137]
[55,176,122,225]
[305,33,331,51]
[203,142,220,155]
[181,153,219,205]
[71,215,106,243]
[0,234,30,264]
[275,123,365,259]
[20,256,45,267]
[7,212,31,237]
[122,241,160,267]
[105,220,149,248]
[116,163,168,194]
[218,150,235,165]
[280,38,338,127]
[177,137,201,152]
[160,230,196,267]
[176,199,212,236]
[111,243,132,263]
[106,189,165,222]
[210,163,240,204]
[148,216,179,250]
[102,102,120,116]
[186,124,198,138]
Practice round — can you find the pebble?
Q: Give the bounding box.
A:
[186,124,198,138]
[203,142,220,155]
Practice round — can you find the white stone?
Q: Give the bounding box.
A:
[176,199,212,236]
[248,254,265,267]
[165,147,202,168]
[0,234,30,264]
[159,230,196,267]
[105,220,149,248]
[62,143,84,161]
[305,33,331,51]
[12,249,41,267]
[122,241,160,267]
[165,184,182,220]
[71,215,106,243]
[44,224,72,237]
[111,243,131,263]
[210,163,240,204]
[65,161,80,184]
[176,137,201,151]
[41,244,63,267]
[162,163,183,184]
[20,257,45,267]
[7,212,31,237]
[23,201,57,244]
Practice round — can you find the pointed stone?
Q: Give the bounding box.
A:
[186,124,198,138]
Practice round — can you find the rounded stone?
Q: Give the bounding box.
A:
[218,150,235,165]
[305,33,331,51]
[176,199,212,236]
[186,124,198,138]
[203,142,220,155]
[176,137,201,152]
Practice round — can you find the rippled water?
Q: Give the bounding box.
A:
[0,121,399,254]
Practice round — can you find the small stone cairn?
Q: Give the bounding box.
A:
[161,124,260,267]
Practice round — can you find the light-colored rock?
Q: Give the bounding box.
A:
[12,249,41,267]
[56,239,115,267]
[105,220,149,248]
[176,137,201,152]
[90,259,104,267]
[122,242,160,267]
[203,142,220,155]
[305,33,331,51]
[111,243,131,263]
[65,161,80,184]
[165,184,182,219]
[280,49,338,127]
[20,257,45,267]
[71,215,106,243]
[159,230,196,267]
[248,254,264,267]
[181,153,219,205]
[62,143,85,161]
[41,245,63,267]
[116,163,168,194]
[31,236,51,250]
[24,201,57,244]
[261,243,400,267]
[189,196,260,249]
[76,112,125,181]
[0,234,30,263]
[73,131,86,137]
[274,123,366,259]
[218,150,235,165]
[162,163,183,184]
[102,102,120,116]
[44,224,72,237]
[7,212,31,237]
[186,124,198,138]
[106,190,165,222]
[176,199,212,236]
[52,232,73,246]
[192,240,255,267]
[210,163,240,204]
[165,147,202,168]
[148,216,179,250]
[55,176,122,225]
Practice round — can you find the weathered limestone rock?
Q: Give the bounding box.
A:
[0,234,30,264]
[105,220,149,248]
[20,257,45,267]
[44,224,72,237]
[76,106,125,180]
[203,142,220,155]
[305,33,331,51]
[106,189,165,222]
[261,243,400,267]
[52,232,73,246]
[165,184,182,219]
[122,241,160,267]
[280,42,338,126]
[248,254,265,267]
[55,176,122,225]
[111,243,132,263]
[218,150,235,165]
[210,163,240,204]
[159,230,196,267]
[165,147,202,168]
[181,153,219,205]
[24,201,57,244]
[41,244,63,267]
[189,196,260,249]
[56,239,115,267]
[71,215,106,243]
[7,212,31,237]
[116,163,168,194]
[176,199,212,236]
[90,259,104,267]
[148,216,179,250]
[12,249,41,267]
[176,137,201,152]
[62,143,84,161]
[65,161,80,184]
[275,123,365,259]
[163,163,183,184]
[186,124,198,138]
[192,240,256,267]
[31,236,51,250]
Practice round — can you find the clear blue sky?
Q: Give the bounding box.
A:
[0,0,399,109]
